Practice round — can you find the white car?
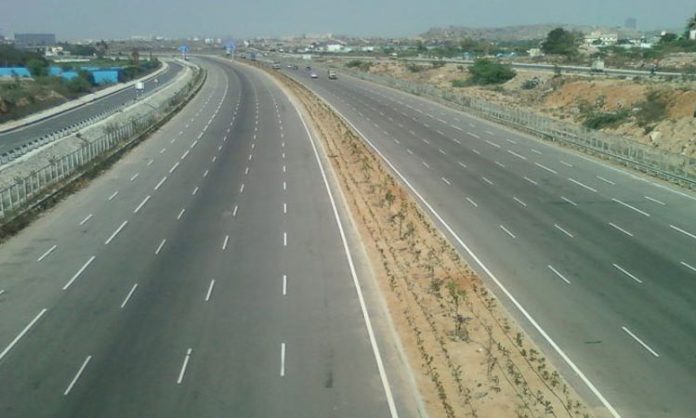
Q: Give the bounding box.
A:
[310,72,319,79]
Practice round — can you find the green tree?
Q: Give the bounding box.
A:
[660,32,678,43]
[95,40,109,58]
[468,59,516,85]
[686,12,696,35]
[26,58,49,77]
[541,27,579,58]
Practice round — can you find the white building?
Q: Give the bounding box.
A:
[584,31,618,46]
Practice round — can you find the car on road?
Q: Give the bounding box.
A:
[328,70,337,80]
[271,62,281,69]
[310,72,319,79]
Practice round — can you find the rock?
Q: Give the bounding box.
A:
[649,131,662,143]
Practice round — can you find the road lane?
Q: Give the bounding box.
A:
[0,58,422,417]
[279,64,696,417]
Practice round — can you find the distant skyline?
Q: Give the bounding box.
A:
[2,0,694,40]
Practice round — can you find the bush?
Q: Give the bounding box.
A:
[468,59,516,85]
[450,79,468,88]
[521,78,540,89]
[65,71,94,94]
[582,110,630,129]
[345,59,372,71]
[431,60,446,69]
[636,91,668,129]
[406,63,428,73]
[26,58,49,77]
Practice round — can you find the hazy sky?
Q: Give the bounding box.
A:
[2,0,694,40]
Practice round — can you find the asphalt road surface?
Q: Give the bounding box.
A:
[0,61,184,155]
[0,57,423,418]
[278,64,696,418]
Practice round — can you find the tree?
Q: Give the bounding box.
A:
[131,48,140,66]
[468,59,516,85]
[541,27,579,58]
[660,32,678,43]
[26,58,49,77]
[687,12,696,34]
[95,40,109,58]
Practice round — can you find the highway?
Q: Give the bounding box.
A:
[0,61,184,156]
[0,57,422,417]
[277,65,696,417]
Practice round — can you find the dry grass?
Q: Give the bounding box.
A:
[263,65,595,418]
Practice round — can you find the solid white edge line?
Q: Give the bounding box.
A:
[63,256,96,290]
[0,308,48,362]
[293,102,399,418]
[315,96,620,418]
[37,244,57,262]
[64,355,92,396]
[621,326,659,357]
[120,284,138,308]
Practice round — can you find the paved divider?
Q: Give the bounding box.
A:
[0,61,205,222]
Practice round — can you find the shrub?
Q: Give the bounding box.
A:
[521,78,540,89]
[431,60,446,69]
[451,79,468,88]
[345,60,372,71]
[582,110,630,129]
[468,59,516,85]
[406,63,427,73]
[636,91,668,129]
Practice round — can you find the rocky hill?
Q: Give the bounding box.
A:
[420,24,642,41]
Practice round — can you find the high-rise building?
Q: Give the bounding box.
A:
[14,33,56,49]
[624,18,637,30]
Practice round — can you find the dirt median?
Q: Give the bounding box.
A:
[260,64,594,418]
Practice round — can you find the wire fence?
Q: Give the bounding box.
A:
[0,69,204,221]
[338,66,696,189]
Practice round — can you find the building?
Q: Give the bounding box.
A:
[690,29,696,41]
[14,33,56,49]
[584,31,618,46]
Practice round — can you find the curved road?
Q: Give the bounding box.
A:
[277,64,696,418]
[0,58,422,417]
[0,61,184,155]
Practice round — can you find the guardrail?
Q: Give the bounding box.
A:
[0,66,206,221]
[0,63,179,166]
[270,55,695,189]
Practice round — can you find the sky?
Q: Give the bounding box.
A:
[2,0,694,40]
